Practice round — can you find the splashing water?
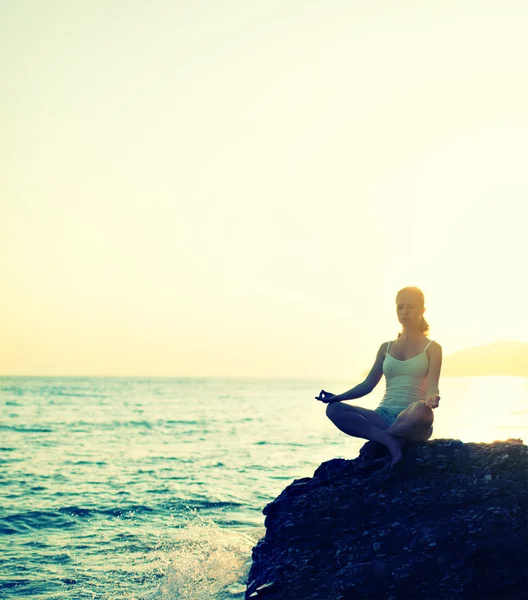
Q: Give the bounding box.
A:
[146,518,262,600]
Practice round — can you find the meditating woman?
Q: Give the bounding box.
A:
[316,286,442,467]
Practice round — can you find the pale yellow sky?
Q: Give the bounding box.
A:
[1,1,527,377]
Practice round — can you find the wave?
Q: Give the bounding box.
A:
[0,503,159,533]
[1,510,77,534]
[60,419,208,430]
[147,517,260,600]
[0,498,250,537]
[254,440,306,447]
[62,460,108,466]
[0,425,53,433]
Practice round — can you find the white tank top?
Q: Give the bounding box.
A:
[378,340,433,410]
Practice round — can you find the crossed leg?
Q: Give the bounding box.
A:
[326,403,404,466]
[326,401,434,466]
[386,402,434,441]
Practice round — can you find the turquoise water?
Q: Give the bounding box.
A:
[1,376,527,598]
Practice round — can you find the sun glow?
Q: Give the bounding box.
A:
[1,2,527,376]
[432,377,528,443]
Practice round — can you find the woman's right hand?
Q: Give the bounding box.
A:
[315,389,338,403]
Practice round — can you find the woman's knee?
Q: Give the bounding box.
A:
[326,401,342,420]
[409,401,434,424]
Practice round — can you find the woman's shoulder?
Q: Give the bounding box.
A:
[376,340,392,357]
[426,338,442,347]
[426,339,442,357]
[380,340,395,359]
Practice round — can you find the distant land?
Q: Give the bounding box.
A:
[441,341,528,377]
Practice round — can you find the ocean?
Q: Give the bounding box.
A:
[1,375,527,599]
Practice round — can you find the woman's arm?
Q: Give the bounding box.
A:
[424,342,443,407]
[327,342,388,402]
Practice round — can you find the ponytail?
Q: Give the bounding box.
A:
[420,315,430,335]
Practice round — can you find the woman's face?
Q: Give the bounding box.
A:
[396,291,425,328]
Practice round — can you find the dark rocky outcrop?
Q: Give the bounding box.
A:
[246,439,528,600]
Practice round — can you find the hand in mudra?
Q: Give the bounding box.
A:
[423,395,440,409]
[315,389,337,403]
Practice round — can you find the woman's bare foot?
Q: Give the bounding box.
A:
[383,434,405,466]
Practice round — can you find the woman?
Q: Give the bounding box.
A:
[316,286,442,467]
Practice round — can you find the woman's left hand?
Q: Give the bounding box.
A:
[315,390,337,403]
[423,395,440,409]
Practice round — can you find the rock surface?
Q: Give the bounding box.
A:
[246,439,528,600]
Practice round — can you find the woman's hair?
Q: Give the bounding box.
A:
[396,286,430,336]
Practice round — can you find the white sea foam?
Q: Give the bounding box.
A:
[147,517,262,600]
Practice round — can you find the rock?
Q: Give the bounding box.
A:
[245,439,528,600]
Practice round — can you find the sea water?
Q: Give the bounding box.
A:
[1,376,527,599]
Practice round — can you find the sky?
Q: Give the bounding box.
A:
[1,0,527,377]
